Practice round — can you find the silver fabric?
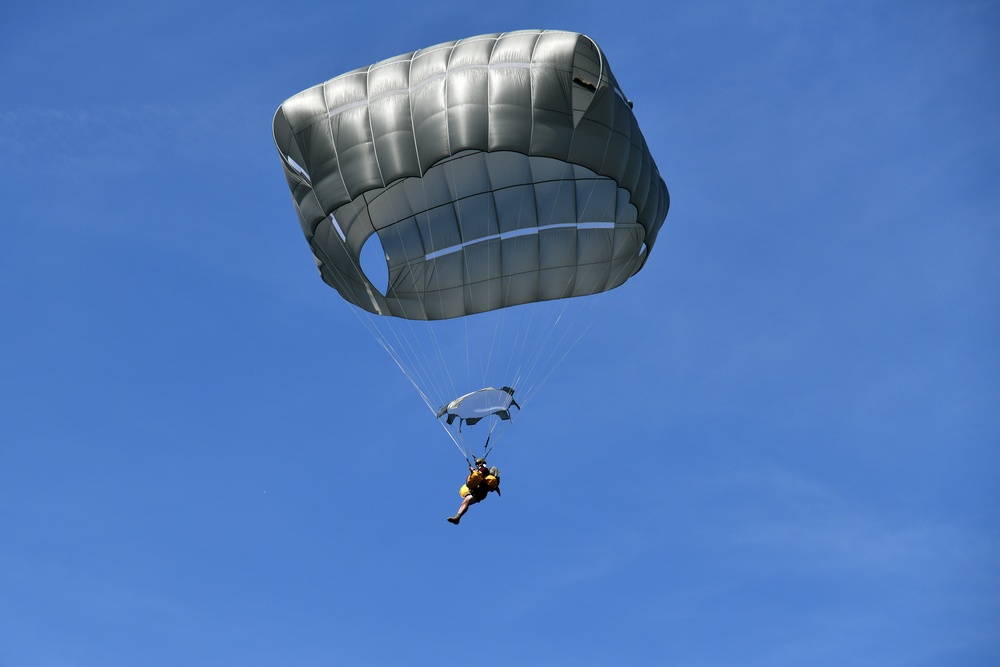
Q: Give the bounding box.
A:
[273,30,669,320]
[437,386,518,426]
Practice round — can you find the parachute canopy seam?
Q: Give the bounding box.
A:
[323,62,533,123]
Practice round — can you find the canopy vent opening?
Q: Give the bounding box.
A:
[359,232,389,296]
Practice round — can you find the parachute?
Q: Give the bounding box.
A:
[436,386,520,427]
[273,30,669,459]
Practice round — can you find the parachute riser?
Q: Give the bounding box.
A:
[456,424,499,469]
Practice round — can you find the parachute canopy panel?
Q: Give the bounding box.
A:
[273,30,669,320]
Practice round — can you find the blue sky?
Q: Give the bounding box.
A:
[2,1,998,665]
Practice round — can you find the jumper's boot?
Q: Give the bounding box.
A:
[447,515,461,525]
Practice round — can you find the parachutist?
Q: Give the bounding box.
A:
[447,458,500,525]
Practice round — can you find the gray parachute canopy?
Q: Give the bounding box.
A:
[273,30,669,320]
